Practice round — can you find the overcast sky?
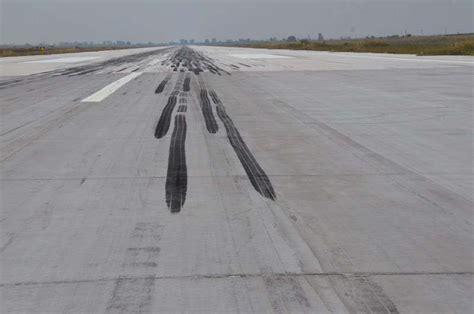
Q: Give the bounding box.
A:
[1,0,472,44]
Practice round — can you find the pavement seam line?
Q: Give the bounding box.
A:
[1,271,472,287]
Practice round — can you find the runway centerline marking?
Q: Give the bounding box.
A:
[81,72,142,102]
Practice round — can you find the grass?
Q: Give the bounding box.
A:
[0,46,133,58]
[239,34,474,56]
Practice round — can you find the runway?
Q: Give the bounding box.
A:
[1,46,472,313]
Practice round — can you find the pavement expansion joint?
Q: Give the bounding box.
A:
[2,271,472,288]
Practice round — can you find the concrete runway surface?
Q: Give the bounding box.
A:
[1,46,473,313]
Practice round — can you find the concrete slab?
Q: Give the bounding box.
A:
[1,46,472,312]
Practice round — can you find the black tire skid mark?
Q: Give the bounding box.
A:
[208,90,220,105]
[62,48,173,76]
[208,89,276,200]
[154,95,177,138]
[340,276,400,313]
[106,277,155,313]
[0,71,59,90]
[163,46,231,75]
[216,105,276,200]
[199,89,218,134]
[177,104,187,112]
[183,75,191,92]
[65,66,104,76]
[166,114,188,213]
[0,78,23,88]
[1,48,172,90]
[155,74,171,94]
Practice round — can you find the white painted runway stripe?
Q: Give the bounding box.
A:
[81,72,142,102]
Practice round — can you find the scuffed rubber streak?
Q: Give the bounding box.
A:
[199,89,218,134]
[155,75,171,94]
[212,92,276,200]
[177,104,187,112]
[209,90,220,105]
[162,46,231,75]
[155,95,177,138]
[183,75,191,92]
[166,114,188,213]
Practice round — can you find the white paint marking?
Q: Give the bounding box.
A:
[25,57,101,64]
[229,53,293,59]
[81,72,142,102]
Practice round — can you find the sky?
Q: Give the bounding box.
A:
[1,0,473,44]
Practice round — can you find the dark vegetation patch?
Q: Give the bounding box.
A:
[237,34,474,56]
[1,46,139,58]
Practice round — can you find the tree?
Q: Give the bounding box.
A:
[287,35,297,42]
